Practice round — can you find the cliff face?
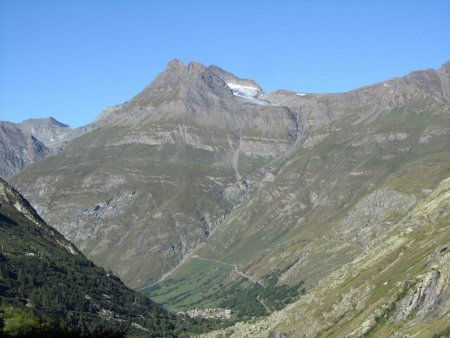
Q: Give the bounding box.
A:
[0,121,49,177]
[18,117,70,143]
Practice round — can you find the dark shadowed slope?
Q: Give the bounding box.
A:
[0,178,217,337]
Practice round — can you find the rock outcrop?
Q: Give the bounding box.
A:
[202,177,450,337]
[0,121,49,177]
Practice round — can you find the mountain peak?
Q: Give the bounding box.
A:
[440,59,450,70]
[437,60,450,102]
[187,61,207,72]
[120,60,235,115]
[20,117,70,129]
[165,58,185,71]
[208,65,263,92]
[97,60,272,124]
[164,59,207,74]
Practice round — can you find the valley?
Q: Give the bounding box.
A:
[1,59,449,337]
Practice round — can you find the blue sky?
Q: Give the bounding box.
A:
[1,1,449,127]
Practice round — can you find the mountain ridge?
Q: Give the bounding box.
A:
[0,117,96,177]
[7,60,450,329]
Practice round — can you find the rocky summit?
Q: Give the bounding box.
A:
[7,60,450,336]
[10,60,300,288]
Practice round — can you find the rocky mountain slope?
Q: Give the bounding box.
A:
[10,60,299,288]
[18,117,96,152]
[8,60,450,328]
[148,61,450,321]
[0,121,49,177]
[0,117,91,177]
[203,176,450,337]
[0,178,214,337]
[17,117,73,151]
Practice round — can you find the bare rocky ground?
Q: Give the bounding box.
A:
[0,117,95,177]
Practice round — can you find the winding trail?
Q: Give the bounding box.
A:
[136,254,261,292]
[136,267,178,292]
[192,256,261,285]
[257,295,272,314]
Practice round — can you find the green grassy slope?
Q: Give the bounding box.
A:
[0,178,218,337]
[10,122,244,288]
[151,107,450,322]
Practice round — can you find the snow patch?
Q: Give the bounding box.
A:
[296,93,306,96]
[226,82,259,97]
[226,82,268,105]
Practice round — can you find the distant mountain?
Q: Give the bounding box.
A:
[9,60,450,330]
[0,178,214,337]
[10,60,299,288]
[0,121,49,177]
[0,117,96,177]
[18,117,96,152]
[18,117,70,149]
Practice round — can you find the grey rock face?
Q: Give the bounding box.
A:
[18,117,70,150]
[208,65,263,92]
[0,121,49,177]
[0,116,97,176]
[337,189,416,246]
[393,249,450,322]
[264,60,450,134]
[209,65,268,105]
[437,60,450,102]
[18,117,94,152]
[96,60,298,142]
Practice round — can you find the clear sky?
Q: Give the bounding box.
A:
[1,0,449,127]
